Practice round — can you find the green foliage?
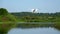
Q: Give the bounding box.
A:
[11,12,60,22]
[0,8,23,22]
[0,14,21,22]
[0,8,8,15]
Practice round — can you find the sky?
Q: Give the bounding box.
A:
[0,0,60,13]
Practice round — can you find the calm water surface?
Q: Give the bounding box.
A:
[8,27,60,34]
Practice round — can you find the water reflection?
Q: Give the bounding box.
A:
[16,23,60,30]
[1,22,60,34]
[8,23,60,34]
[8,27,60,34]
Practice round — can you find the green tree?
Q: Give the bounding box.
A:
[0,8,8,15]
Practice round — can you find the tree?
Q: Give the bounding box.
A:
[0,8,8,15]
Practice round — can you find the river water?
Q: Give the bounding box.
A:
[8,27,60,34]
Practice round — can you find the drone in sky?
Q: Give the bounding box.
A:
[31,9,38,13]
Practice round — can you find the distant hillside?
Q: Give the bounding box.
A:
[11,12,60,22]
[11,12,60,17]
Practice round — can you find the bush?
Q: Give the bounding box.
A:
[0,8,8,15]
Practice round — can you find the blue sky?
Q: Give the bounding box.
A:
[0,0,60,13]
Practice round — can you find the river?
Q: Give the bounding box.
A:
[7,22,60,34]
